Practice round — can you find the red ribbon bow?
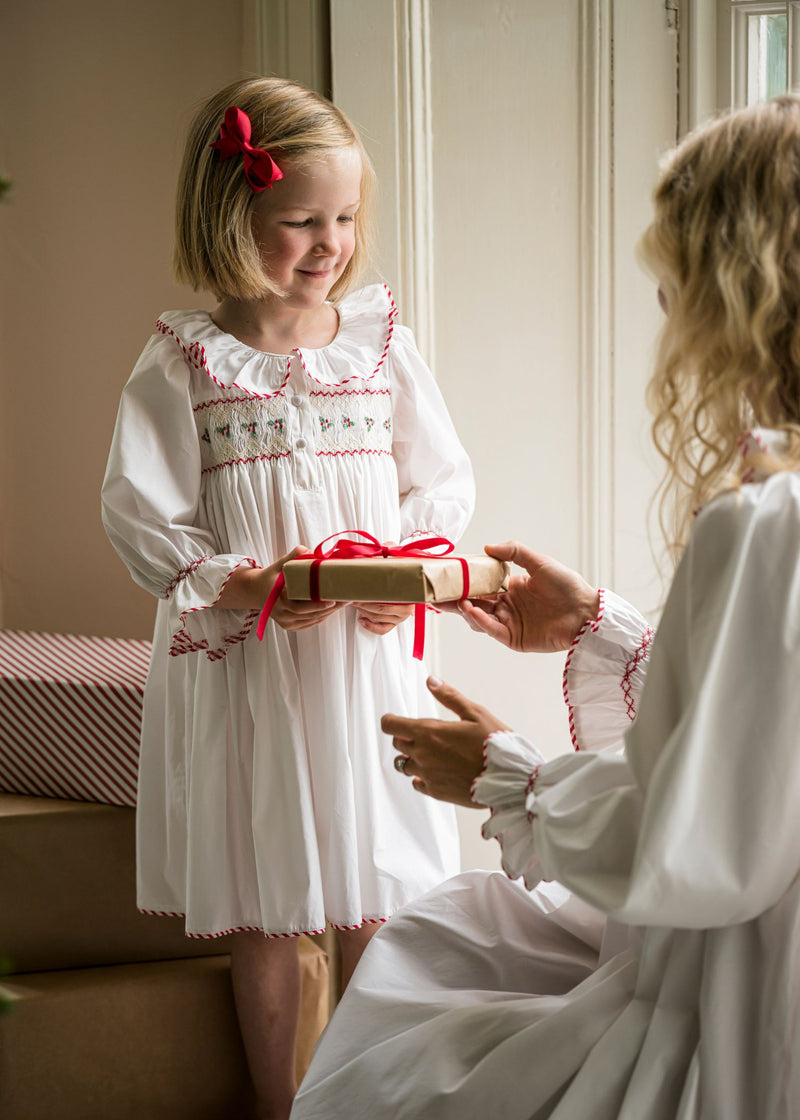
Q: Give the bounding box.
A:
[256,530,470,660]
[209,106,284,192]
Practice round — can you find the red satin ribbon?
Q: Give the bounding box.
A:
[256,530,470,660]
[210,106,284,192]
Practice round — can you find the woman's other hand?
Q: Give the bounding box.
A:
[382,678,510,807]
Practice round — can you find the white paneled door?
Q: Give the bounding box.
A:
[328,0,678,869]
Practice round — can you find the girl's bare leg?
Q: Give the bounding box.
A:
[230,931,301,1120]
[335,923,381,992]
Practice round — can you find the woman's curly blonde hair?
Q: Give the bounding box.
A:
[640,95,800,563]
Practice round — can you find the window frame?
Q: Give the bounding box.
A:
[719,0,800,107]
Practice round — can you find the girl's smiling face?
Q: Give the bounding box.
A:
[251,145,362,308]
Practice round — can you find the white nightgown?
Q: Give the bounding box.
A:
[292,430,800,1119]
[101,284,475,937]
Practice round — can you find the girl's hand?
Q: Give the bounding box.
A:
[357,602,415,635]
[215,547,345,631]
[457,541,600,653]
[382,677,510,808]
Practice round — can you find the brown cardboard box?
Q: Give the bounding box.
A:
[284,553,509,603]
[0,793,236,972]
[0,942,328,1120]
[1,791,340,1007]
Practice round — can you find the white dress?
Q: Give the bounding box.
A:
[292,431,800,1119]
[101,284,474,938]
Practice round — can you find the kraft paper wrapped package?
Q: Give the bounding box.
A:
[284,554,510,603]
[0,793,234,972]
[0,942,328,1120]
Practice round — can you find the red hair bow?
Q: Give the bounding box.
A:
[209,106,284,192]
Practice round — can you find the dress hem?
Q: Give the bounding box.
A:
[138,907,391,938]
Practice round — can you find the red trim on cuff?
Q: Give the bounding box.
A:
[562,588,605,751]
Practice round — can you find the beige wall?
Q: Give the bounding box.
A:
[0,0,252,639]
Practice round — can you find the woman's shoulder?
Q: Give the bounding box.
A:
[689,450,800,593]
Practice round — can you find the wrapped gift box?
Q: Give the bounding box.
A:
[0,792,237,973]
[0,630,151,807]
[284,553,509,603]
[0,944,328,1120]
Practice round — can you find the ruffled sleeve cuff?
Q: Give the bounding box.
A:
[564,589,654,754]
[166,555,260,661]
[472,731,547,889]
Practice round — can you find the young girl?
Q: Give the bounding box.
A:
[291,97,800,1119]
[101,77,473,1119]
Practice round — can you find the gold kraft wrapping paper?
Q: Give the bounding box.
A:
[283,554,509,603]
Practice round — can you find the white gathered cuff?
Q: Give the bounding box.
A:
[472,730,546,889]
[563,589,654,753]
[166,555,260,661]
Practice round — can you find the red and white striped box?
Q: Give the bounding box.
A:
[0,631,151,807]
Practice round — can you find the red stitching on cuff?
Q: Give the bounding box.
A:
[470,738,492,805]
[562,589,605,751]
[164,556,214,599]
[526,764,541,821]
[168,559,260,660]
[620,627,655,721]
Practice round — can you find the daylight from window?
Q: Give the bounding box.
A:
[747,11,788,102]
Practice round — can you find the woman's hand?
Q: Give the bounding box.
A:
[382,678,510,807]
[458,541,600,653]
[214,547,345,631]
[356,602,415,635]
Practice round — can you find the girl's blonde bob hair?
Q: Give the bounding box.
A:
[640,95,800,560]
[174,77,376,302]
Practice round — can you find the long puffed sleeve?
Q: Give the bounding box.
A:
[101,334,258,659]
[387,325,475,542]
[477,473,800,929]
[564,590,654,753]
[475,588,653,886]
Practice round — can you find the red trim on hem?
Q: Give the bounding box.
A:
[562,589,606,751]
[329,916,389,931]
[138,908,327,939]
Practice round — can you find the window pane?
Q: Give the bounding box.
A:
[747,13,788,104]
